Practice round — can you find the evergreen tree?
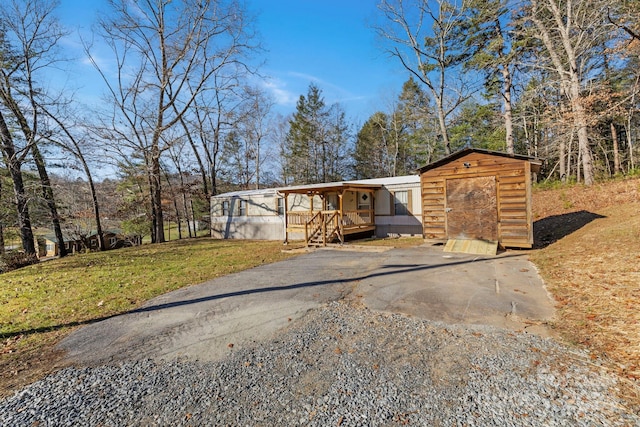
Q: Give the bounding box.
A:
[394,77,439,171]
[465,0,518,154]
[353,78,438,178]
[353,112,392,179]
[449,100,505,151]
[283,83,350,184]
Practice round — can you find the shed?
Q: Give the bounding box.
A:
[418,148,542,248]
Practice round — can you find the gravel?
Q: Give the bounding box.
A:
[1,301,638,426]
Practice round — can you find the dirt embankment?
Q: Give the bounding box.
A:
[530,176,640,410]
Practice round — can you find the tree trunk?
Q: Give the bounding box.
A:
[529,0,596,185]
[190,199,197,237]
[4,90,68,255]
[0,223,4,256]
[178,112,211,220]
[30,142,68,257]
[47,112,106,251]
[435,98,451,155]
[501,66,514,155]
[0,177,4,256]
[559,138,566,180]
[182,191,192,238]
[628,124,635,171]
[566,56,594,186]
[571,92,595,185]
[0,111,36,255]
[152,172,165,245]
[148,150,165,243]
[611,121,621,175]
[173,198,182,240]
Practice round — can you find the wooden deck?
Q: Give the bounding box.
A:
[280,181,381,247]
[286,209,375,246]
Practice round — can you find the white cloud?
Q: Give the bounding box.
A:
[260,77,298,107]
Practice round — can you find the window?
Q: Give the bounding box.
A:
[239,200,247,216]
[357,192,371,211]
[393,190,410,216]
[327,194,338,210]
[276,197,284,215]
[222,200,230,216]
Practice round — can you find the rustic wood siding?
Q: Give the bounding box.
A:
[496,161,531,248]
[420,151,535,248]
[421,177,446,239]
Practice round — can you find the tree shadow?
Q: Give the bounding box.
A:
[534,210,606,249]
[1,252,522,340]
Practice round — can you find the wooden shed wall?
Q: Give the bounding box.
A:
[420,151,534,248]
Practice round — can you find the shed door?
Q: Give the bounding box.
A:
[445,176,498,241]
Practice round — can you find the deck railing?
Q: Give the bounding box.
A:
[287,211,316,227]
[287,209,374,246]
[287,209,374,229]
[342,209,373,227]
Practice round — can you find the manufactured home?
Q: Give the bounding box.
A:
[419,148,542,248]
[210,176,422,245]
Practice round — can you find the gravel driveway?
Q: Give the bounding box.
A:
[1,246,638,425]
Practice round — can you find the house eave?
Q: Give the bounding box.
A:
[418,148,543,174]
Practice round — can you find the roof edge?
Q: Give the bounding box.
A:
[417,148,543,173]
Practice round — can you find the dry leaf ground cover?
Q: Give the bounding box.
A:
[0,239,296,397]
[530,176,640,408]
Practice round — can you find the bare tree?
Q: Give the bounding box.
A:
[520,0,617,185]
[87,0,259,243]
[43,107,106,250]
[607,2,640,43]
[219,86,274,190]
[376,0,476,155]
[182,72,245,200]
[0,0,68,256]
[0,110,36,254]
[465,0,519,154]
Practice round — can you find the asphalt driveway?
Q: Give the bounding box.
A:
[59,244,555,365]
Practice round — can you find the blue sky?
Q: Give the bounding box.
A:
[55,0,411,124]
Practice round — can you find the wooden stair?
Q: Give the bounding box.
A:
[305,211,342,246]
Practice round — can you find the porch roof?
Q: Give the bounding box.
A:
[277,181,382,195]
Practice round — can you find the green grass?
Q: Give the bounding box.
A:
[1,238,294,337]
[0,238,297,395]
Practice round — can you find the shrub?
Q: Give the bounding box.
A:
[0,251,39,273]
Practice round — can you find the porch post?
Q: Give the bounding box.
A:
[338,191,344,244]
[283,192,289,244]
[307,194,313,246]
[320,192,327,246]
[369,190,375,227]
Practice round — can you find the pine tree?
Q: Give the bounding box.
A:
[353,112,391,179]
[283,84,350,184]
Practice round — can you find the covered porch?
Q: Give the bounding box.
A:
[280,182,381,246]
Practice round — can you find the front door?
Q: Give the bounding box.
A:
[445,176,498,241]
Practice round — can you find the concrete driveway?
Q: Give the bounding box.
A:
[59,244,555,365]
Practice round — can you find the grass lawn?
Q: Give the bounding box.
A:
[0,238,297,397]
